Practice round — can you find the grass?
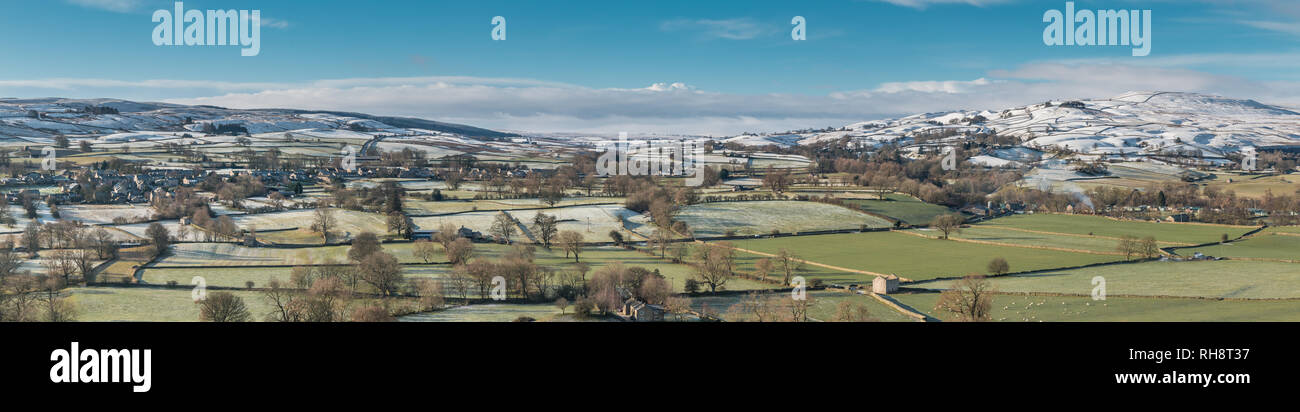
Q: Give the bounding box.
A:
[99,246,154,283]
[672,201,892,237]
[913,260,1300,299]
[685,290,917,322]
[231,209,389,243]
[1183,231,1300,261]
[891,292,1300,322]
[1204,172,1300,200]
[979,213,1256,245]
[921,225,1144,253]
[840,194,953,225]
[65,287,274,322]
[398,303,570,322]
[728,231,1121,282]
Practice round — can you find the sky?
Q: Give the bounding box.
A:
[1,0,1299,135]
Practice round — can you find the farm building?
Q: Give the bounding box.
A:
[872,275,899,294]
[620,298,665,322]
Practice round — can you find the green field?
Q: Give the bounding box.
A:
[1183,231,1300,261]
[913,260,1300,299]
[891,292,1300,322]
[979,213,1256,245]
[1204,172,1300,199]
[912,225,1129,253]
[728,231,1122,282]
[841,194,953,225]
[66,287,274,322]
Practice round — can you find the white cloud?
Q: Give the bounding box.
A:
[660,18,770,40]
[261,17,292,30]
[66,0,141,12]
[1238,20,1300,35]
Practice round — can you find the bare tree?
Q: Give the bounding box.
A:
[413,239,438,263]
[557,230,584,262]
[489,212,516,243]
[531,212,558,248]
[446,237,475,265]
[934,275,994,322]
[775,248,802,285]
[348,231,382,262]
[930,213,965,239]
[311,206,336,243]
[832,301,875,322]
[358,251,404,296]
[198,291,251,322]
[987,257,1010,275]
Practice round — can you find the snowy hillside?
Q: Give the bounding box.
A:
[0,97,514,140]
[725,91,1300,162]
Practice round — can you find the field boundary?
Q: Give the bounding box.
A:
[896,229,1132,256]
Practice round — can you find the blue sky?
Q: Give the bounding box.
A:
[2,0,1300,135]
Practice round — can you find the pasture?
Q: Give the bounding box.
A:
[671,201,892,237]
[686,290,917,322]
[912,260,1300,299]
[978,213,1256,245]
[1182,230,1300,261]
[728,231,1121,282]
[890,292,1300,322]
[840,194,953,225]
[65,287,273,322]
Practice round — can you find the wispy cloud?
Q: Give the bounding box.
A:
[1237,20,1300,35]
[261,17,292,30]
[870,0,1015,10]
[659,18,770,40]
[66,0,142,13]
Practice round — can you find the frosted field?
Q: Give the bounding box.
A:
[230,209,388,242]
[410,211,505,235]
[56,204,155,225]
[510,205,639,240]
[114,221,186,240]
[156,242,432,267]
[399,304,566,322]
[159,243,340,266]
[668,201,894,237]
[17,250,108,276]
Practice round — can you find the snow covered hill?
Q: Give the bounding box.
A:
[0,97,515,140]
[724,91,1300,162]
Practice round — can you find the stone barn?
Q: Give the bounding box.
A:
[872,275,899,294]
